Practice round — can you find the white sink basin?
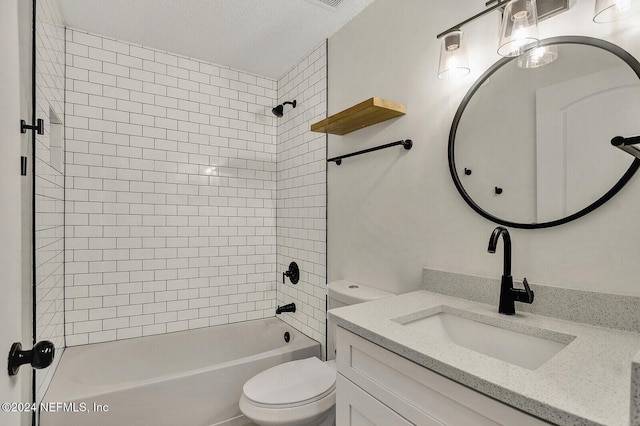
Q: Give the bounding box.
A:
[396,308,574,370]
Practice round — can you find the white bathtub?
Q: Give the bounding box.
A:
[41,318,320,426]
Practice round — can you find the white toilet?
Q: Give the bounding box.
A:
[239,280,393,426]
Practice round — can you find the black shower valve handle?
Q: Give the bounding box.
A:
[282,262,300,285]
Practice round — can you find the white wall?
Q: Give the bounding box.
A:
[276,43,328,354]
[1,0,30,424]
[327,0,640,296]
[64,29,278,345]
[18,0,35,422]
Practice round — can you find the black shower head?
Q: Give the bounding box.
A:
[272,100,297,118]
[272,104,284,117]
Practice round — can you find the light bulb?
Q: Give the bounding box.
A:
[517,45,559,68]
[594,0,638,22]
[498,0,539,57]
[438,30,470,80]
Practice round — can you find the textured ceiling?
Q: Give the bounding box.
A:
[59,0,374,79]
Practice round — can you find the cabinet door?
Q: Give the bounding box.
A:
[336,327,552,426]
[336,374,420,426]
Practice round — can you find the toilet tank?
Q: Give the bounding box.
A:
[327,280,393,360]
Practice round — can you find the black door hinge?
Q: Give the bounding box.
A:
[20,119,44,135]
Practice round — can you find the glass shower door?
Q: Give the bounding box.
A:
[33,0,66,417]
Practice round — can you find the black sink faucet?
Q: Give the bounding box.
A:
[487,226,534,315]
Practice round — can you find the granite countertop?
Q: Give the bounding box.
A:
[328,290,640,426]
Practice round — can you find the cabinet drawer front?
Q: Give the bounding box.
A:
[336,327,550,426]
[337,374,417,426]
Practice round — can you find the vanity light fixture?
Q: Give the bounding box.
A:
[497,0,539,57]
[438,30,471,80]
[436,0,577,78]
[436,0,539,58]
[517,45,558,68]
[594,0,639,22]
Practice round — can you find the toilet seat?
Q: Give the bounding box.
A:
[243,357,336,408]
[240,357,337,426]
[246,384,335,409]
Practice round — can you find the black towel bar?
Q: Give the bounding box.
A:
[327,139,413,165]
[612,135,640,160]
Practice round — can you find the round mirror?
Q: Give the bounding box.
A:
[449,36,640,229]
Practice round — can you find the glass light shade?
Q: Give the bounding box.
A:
[438,30,470,80]
[593,0,639,22]
[517,45,558,68]
[498,0,539,57]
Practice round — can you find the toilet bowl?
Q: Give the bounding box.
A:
[239,357,336,426]
[239,281,393,426]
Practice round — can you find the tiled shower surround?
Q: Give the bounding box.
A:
[35,0,66,401]
[276,44,328,352]
[64,29,280,345]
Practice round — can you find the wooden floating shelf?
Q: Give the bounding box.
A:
[310,97,406,135]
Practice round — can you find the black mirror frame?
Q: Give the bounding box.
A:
[448,36,640,229]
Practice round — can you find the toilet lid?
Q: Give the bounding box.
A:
[243,357,336,407]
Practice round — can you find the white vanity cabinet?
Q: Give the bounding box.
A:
[335,327,552,426]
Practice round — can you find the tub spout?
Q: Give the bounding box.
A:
[276,303,296,314]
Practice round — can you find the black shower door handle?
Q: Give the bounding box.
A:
[7,340,55,376]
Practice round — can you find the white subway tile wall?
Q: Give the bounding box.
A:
[35,0,66,402]
[276,43,328,355]
[64,29,279,345]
